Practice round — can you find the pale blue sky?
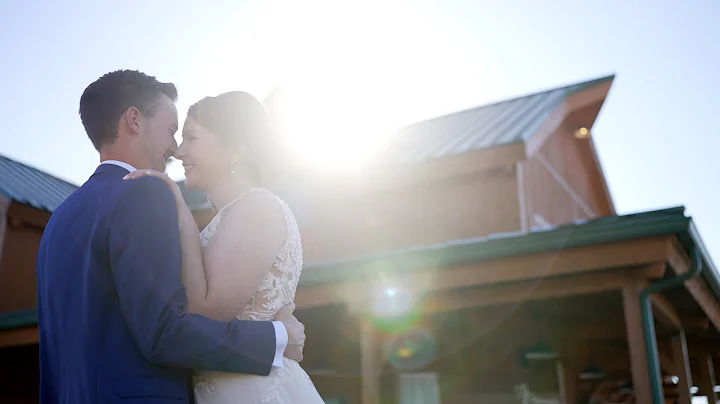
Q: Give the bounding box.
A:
[1,0,718,264]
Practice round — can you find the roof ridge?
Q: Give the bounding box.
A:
[0,153,80,189]
[399,73,616,130]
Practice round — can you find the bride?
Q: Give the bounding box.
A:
[124,91,324,403]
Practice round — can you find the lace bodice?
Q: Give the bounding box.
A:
[199,188,303,322]
[194,189,323,403]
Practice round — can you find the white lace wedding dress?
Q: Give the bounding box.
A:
[193,189,324,404]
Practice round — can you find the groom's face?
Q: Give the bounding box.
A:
[137,95,179,171]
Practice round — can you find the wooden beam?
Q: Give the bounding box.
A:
[0,326,39,348]
[667,237,692,275]
[622,283,653,404]
[560,362,578,404]
[360,316,379,404]
[698,354,718,402]
[667,238,720,333]
[516,161,529,233]
[420,270,634,313]
[672,332,693,404]
[684,278,720,333]
[633,262,667,279]
[296,235,676,309]
[0,194,9,269]
[534,153,596,218]
[413,236,671,291]
[645,338,676,375]
[650,293,682,329]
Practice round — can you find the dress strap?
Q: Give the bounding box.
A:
[215,188,274,217]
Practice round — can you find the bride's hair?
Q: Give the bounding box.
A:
[186,91,284,186]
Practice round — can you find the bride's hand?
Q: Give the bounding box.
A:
[276,303,305,362]
[123,169,185,207]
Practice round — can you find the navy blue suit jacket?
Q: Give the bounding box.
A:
[37,163,276,403]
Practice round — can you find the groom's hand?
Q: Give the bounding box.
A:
[276,303,305,362]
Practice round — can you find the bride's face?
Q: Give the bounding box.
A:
[175,117,233,191]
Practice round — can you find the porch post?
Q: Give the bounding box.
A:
[622,284,653,403]
[699,353,718,403]
[671,331,693,404]
[360,316,380,404]
[560,362,578,404]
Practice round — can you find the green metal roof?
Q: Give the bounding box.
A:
[377,74,615,164]
[1,206,717,330]
[0,154,79,212]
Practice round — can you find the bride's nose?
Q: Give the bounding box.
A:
[175,141,188,160]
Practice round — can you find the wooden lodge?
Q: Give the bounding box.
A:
[2,75,720,403]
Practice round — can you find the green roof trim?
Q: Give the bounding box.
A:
[0,308,38,330]
[1,206,717,330]
[300,206,716,288]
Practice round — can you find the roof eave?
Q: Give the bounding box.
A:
[524,75,615,156]
[0,309,38,330]
[300,207,691,286]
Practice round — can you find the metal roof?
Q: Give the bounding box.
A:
[380,75,615,164]
[3,206,718,329]
[0,154,79,212]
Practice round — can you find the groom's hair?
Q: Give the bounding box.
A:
[79,70,178,151]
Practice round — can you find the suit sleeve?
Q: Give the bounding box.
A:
[108,177,275,375]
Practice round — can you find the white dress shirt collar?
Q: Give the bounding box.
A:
[101,160,137,173]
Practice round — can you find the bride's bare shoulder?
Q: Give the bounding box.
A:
[219,189,285,241]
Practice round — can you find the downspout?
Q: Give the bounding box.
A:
[640,247,703,404]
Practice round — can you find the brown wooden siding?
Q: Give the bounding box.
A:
[301,168,521,265]
[522,129,607,228]
[0,225,42,313]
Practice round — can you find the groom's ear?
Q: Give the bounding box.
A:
[123,107,142,135]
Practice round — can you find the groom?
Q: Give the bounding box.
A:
[36,70,306,403]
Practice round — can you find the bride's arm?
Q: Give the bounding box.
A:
[191,190,286,321]
[174,200,212,313]
[124,170,286,322]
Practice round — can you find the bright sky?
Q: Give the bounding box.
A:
[1,0,719,265]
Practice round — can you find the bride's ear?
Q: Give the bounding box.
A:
[228,145,246,167]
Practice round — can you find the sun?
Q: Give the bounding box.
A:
[263,81,395,172]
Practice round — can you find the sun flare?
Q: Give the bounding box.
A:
[264,82,395,172]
